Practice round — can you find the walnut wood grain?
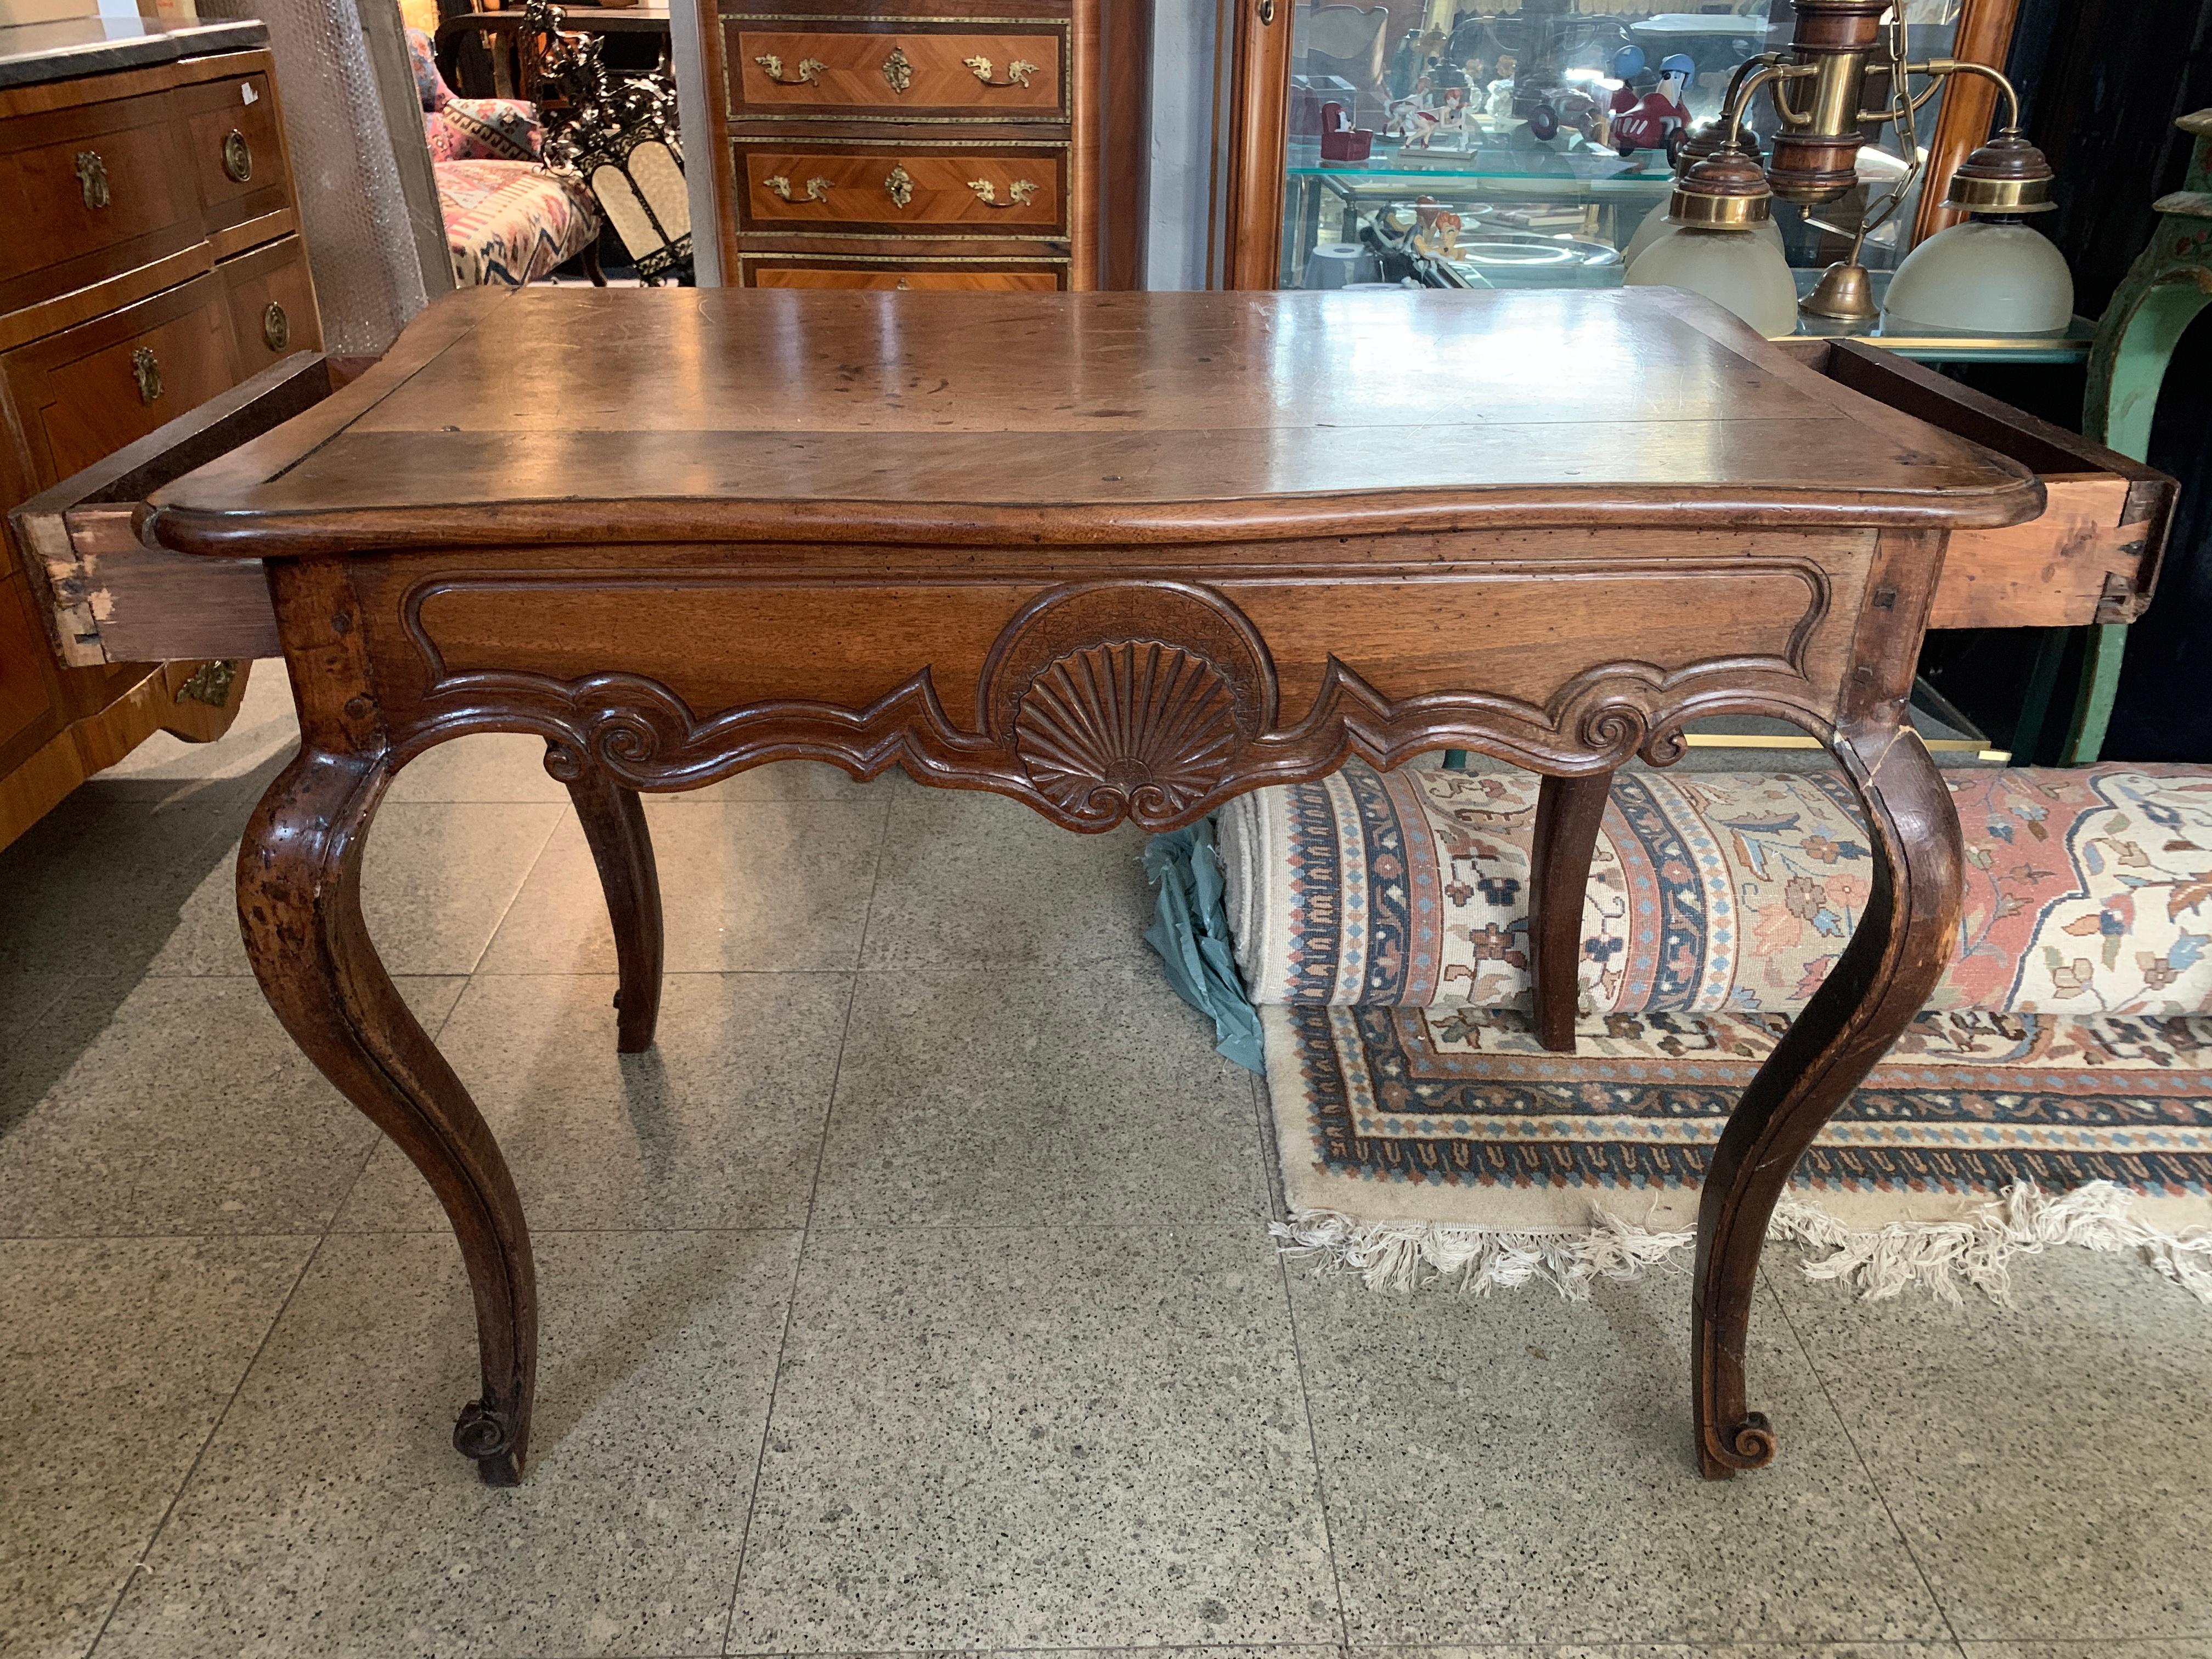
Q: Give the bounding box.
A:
[125,285,2138,1481]
[561,764,664,1053]
[1530,770,1611,1053]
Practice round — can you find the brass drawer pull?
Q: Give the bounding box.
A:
[75,150,110,209]
[131,346,162,405]
[963,55,1038,88]
[880,45,912,93]
[884,165,913,208]
[764,174,832,203]
[753,53,823,86]
[967,177,1037,208]
[222,129,253,183]
[263,301,290,352]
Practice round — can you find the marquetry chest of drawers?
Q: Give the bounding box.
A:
[0,16,321,849]
[698,0,1146,290]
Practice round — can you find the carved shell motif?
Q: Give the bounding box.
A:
[1013,640,1241,820]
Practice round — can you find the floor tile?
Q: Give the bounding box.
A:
[1347,1647,1972,1659]
[336,972,850,1233]
[725,1222,1338,1653]
[810,963,1268,1229]
[1770,1249,2212,1642]
[674,760,891,803]
[143,801,565,978]
[479,800,884,975]
[1964,1644,2212,1658]
[1290,1270,1946,1646]
[99,1228,800,1659]
[861,789,1151,968]
[89,658,297,793]
[0,788,247,1000]
[0,1235,311,1659]
[0,975,465,1238]
[386,732,572,804]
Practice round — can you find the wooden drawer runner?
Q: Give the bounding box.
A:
[728,24,1066,120]
[0,91,200,316]
[1779,340,2177,630]
[221,236,322,375]
[177,67,292,236]
[736,145,1066,233]
[1,270,238,488]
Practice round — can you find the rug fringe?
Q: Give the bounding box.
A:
[1272,1181,2212,1308]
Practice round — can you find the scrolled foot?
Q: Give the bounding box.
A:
[1697,1409,1776,1480]
[454,1396,527,1486]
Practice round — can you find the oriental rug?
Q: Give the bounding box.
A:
[1261,1001,2212,1305]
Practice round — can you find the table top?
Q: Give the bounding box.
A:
[147,286,2042,560]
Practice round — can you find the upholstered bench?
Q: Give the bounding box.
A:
[1214,759,2212,1023]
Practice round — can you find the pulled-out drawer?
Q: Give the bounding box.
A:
[1781,340,2175,630]
[9,351,324,668]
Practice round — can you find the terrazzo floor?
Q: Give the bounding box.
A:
[3,663,2209,1659]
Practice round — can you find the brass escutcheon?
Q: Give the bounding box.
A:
[263,301,290,352]
[175,659,239,708]
[222,129,252,183]
[879,45,912,93]
[75,150,110,209]
[130,346,162,405]
[883,164,913,208]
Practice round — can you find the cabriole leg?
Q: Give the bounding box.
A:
[1531,770,1611,1053]
[1691,722,1961,1478]
[237,746,538,1485]
[564,767,664,1053]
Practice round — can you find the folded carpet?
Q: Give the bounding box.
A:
[1149,760,2212,1305]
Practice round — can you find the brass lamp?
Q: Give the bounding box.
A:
[1665,0,2063,328]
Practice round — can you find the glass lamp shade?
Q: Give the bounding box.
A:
[1882,218,2074,336]
[1620,199,1785,268]
[1624,225,1798,337]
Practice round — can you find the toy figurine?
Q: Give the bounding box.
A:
[1609,50,1694,160]
[1318,99,1375,163]
[1484,52,1517,120]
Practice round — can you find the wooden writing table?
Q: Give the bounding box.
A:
[19,286,2174,1485]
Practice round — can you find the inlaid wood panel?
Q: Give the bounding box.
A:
[0,92,201,317]
[219,236,321,376]
[176,64,291,236]
[729,25,1066,120]
[736,144,1065,233]
[5,271,238,489]
[748,263,1061,289]
[0,574,54,753]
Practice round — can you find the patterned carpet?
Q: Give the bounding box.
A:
[1264,1001,2212,1301]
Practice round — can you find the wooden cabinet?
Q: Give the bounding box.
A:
[0,21,320,851]
[700,0,1148,291]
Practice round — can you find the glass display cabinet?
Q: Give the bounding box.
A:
[1245,0,2084,361]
